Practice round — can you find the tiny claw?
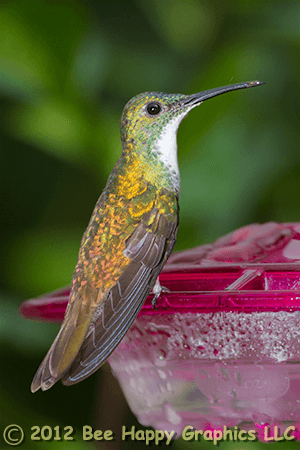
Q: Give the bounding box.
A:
[152,295,159,310]
[161,286,171,294]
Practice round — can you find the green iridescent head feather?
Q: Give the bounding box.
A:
[120,92,188,150]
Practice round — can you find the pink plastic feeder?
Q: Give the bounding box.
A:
[20,222,300,441]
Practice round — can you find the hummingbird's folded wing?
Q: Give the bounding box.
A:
[62,207,178,385]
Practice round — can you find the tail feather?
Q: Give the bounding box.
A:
[31,301,91,392]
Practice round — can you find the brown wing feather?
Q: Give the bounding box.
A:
[62,210,178,385]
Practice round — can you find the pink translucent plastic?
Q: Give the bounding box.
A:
[19,222,300,441]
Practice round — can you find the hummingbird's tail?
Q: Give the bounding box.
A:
[31,297,91,392]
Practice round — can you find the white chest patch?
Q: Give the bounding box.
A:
[154,111,187,191]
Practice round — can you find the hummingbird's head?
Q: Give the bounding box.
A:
[120,92,187,146]
[120,81,264,151]
[119,81,264,191]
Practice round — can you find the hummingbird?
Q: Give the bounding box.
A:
[31,80,264,392]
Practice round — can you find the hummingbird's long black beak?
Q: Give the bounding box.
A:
[183,80,265,107]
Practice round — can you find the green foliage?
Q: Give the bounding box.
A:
[0,0,299,448]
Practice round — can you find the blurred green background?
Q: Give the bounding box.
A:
[0,0,299,448]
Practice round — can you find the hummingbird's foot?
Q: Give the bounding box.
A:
[151,278,170,309]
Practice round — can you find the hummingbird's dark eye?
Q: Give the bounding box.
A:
[146,102,161,115]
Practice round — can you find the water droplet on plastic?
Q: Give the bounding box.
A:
[166,382,172,392]
[157,369,166,379]
[163,403,182,425]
